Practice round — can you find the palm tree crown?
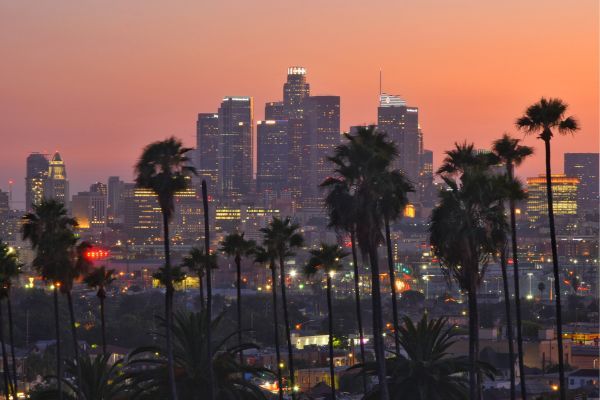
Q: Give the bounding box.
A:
[84,266,115,300]
[515,97,578,141]
[304,243,348,278]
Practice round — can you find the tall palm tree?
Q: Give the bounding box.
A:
[376,170,413,355]
[219,232,256,361]
[356,315,495,400]
[254,245,284,400]
[492,134,534,400]
[516,98,578,400]
[304,243,348,400]
[327,126,399,400]
[260,217,303,398]
[23,199,79,400]
[83,266,115,355]
[430,165,508,400]
[0,242,21,394]
[200,180,215,400]
[181,247,217,312]
[321,176,368,394]
[0,296,10,400]
[135,136,196,400]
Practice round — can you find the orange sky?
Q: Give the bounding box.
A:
[0,0,598,206]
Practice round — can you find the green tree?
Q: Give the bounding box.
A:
[0,242,21,395]
[22,199,79,400]
[83,266,115,355]
[356,315,495,400]
[219,232,256,359]
[303,243,348,400]
[134,136,196,400]
[326,126,398,400]
[260,217,303,398]
[430,147,508,400]
[492,133,534,400]
[516,97,579,400]
[181,247,217,312]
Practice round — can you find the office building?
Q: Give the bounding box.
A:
[419,149,435,207]
[564,153,599,212]
[196,113,220,193]
[218,97,254,202]
[71,190,107,229]
[256,120,289,197]
[265,101,287,120]
[526,174,579,224]
[283,66,310,118]
[302,95,340,207]
[44,152,69,207]
[25,153,49,212]
[107,176,125,223]
[377,94,421,185]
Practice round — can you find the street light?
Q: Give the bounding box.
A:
[527,273,534,300]
[423,275,430,299]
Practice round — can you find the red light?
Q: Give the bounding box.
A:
[84,248,110,260]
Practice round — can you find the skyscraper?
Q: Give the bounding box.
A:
[302,95,340,207]
[283,66,310,119]
[256,120,289,197]
[218,97,254,202]
[265,101,287,120]
[196,113,220,193]
[44,152,69,207]
[564,153,599,212]
[526,174,579,225]
[25,152,49,211]
[419,149,435,207]
[107,176,125,223]
[377,94,421,185]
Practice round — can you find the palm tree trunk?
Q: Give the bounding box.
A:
[467,283,479,400]
[270,263,284,400]
[507,164,527,400]
[384,218,400,355]
[198,274,205,312]
[0,302,11,400]
[350,231,367,395]
[500,248,516,400]
[279,255,296,399]
[543,138,566,400]
[326,274,336,400]
[100,296,107,355]
[6,295,18,392]
[236,255,243,364]
[52,287,63,400]
[161,211,178,400]
[201,180,215,400]
[368,248,390,400]
[66,291,83,394]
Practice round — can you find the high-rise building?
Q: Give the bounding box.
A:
[71,190,106,229]
[218,97,254,202]
[419,149,435,207]
[564,153,599,212]
[107,176,125,223]
[265,101,287,120]
[377,94,421,185]
[283,67,310,119]
[25,153,49,212]
[0,190,9,238]
[44,152,69,207]
[256,120,289,197]
[302,96,340,207]
[196,113,220,193]
[526,174,579,224]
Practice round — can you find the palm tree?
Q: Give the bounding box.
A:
[321,176,368,394]
[181,247,217,312]
[23,199,79,400]
[260,217,303,398]
[0,295,11,400]
[327,126,399,400]
[135,136,196,400]
[304,243,348,400]
[376,170,413,354]
[219,232,256,360]
[0,242,21,394]
[430,165,508,400]
[356,315,495,400]
[492,133,534,400]
[83,266,115,355]
[201,180,215,400]
[516,97,579,400]
[127,311,273,400]
[253,245,284,400]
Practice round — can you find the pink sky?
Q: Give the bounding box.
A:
[0,0,598,206]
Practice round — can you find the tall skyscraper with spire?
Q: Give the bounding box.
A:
[218,96,254,202]
[44,152,69,207]
[25,152,49,211]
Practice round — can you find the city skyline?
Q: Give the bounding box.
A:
[1,0,598,205]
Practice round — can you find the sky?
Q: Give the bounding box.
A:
[1,0,598,207]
